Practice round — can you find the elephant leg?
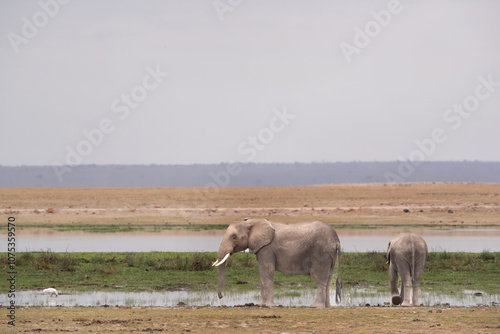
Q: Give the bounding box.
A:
[399,266,412,306]
[310,260,332,308]
[325,271,333,308]
[310,274,328,308]
[258,260,276,307]
[389,264,401,305]
[412,266,424,306]
[325,257,336,308]
[412,279,420,306]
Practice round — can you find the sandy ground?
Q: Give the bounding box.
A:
[1,183,499,226]
[9,306,500,334]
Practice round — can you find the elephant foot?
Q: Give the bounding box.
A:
[310,301,326,308]
[260,301,276,308]
[401,301,412,307]
[392,295,402,306]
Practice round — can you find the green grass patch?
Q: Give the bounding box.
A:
[1,251,499,294]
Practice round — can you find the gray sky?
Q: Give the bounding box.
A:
[1,0,499,167]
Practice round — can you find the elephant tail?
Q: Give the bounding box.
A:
[411,234,415,283]
[335,243,342,304]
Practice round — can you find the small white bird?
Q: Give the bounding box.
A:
[42,288,58,297]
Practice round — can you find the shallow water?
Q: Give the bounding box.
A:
[2,288,498,308]
[13,228,500,252]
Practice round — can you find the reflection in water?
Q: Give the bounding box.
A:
[14,228,500,252]
[3,288,498,307]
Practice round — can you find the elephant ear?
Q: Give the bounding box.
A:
[386,241,392,265]
[247,219,275,254]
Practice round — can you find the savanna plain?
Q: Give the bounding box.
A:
[1,183,500,333]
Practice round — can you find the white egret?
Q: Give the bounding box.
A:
[42,288,58,297]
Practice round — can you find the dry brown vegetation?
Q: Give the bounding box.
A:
[12,306,500,333]
[1,183,499,226]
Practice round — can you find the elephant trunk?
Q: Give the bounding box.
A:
[213,250,231,299]
[217,263,226,299]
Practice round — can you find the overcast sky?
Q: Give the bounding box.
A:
[1,0,499,167]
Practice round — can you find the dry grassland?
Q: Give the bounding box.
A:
[11,306,500,334]
[1,183,499,226]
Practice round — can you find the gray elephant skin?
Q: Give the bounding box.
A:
[213,218,342,308]
[387,232,428,306]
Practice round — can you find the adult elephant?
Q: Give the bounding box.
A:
[212,218,341,308]
[387,232,428,306]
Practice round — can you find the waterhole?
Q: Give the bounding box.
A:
[13,228,500,252]
[2,288,498,308]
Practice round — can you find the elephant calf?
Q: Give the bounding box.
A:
[387,233,428,306]
[213,218,342,308]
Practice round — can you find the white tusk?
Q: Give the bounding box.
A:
[212,259,219,266]
[214,253,230,267]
